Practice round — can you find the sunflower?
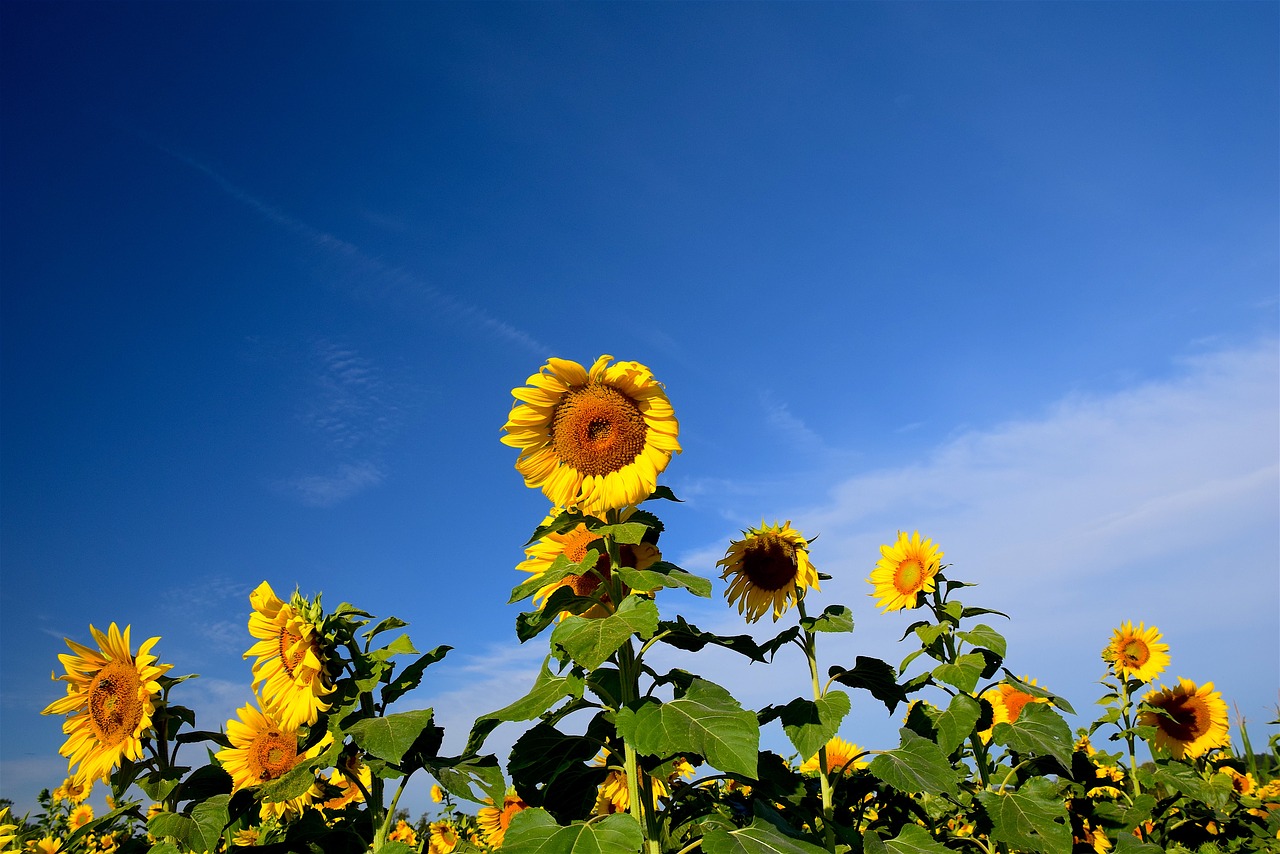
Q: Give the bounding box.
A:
[501,355,681,515]
[718,521,820,623]
[0,807,16,851]
[1102,621,1170,683]
[52,776,91,804]
[429,820,460,854]
[478,790,528,847]
[517,510,661,617]
[592,753,670,815]
[867,531,942,612]
[69,804,94,832]
[215,702,326,820]
[1217,766,1255,796]
[41,623,172,786]
[388,820,418,846]
[243,582,334,731]
[979,677,1050,741]
[799,737,868,775]
[320,754,370,811]
[1139,678,1230,759]
[31,837,62,854]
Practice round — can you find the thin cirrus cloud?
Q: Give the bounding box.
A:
[275,461,386,508]
[140,132,549,356]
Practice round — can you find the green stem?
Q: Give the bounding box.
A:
[1119,679,1142,798]
[374,775,410,850]
[797,602,835,852]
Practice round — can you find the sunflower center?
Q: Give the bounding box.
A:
[87,659,144,746]
[1121,639,1149,666]
[1155,695,1207,742]
[893,558,925,594]
[250,729,298,781]
[1002,688,1035,721]
[276,627,311,679]
[550,384,648,476]
[740,533,799,591]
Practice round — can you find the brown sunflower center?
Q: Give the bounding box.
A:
[276,627,311,679]
[893,558,925,594]
[1002,688,1035,722]
[250,729,298,781]
[1120,639,1149,666]
[87,659,144,746]
[550,384,648,476]
[740,533,799,591]
[1153,694,1208,742]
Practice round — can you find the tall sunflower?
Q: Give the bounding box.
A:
[215,702,326,820]
[1139,678,1229,759]
[517,510,661,617]
[41,623,172,786]
[867,531,942,612]
[429,821,460,854]
[501,355,681,515]
[718,521,819,623]
[1101,621,1169,683]
[799,737,868,775]
[478,789,528,848]
[243,582,334,731]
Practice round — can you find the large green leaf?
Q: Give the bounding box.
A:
[430,754,506,805]
[500,808,643,854]
[829,658,908,713]
[347,708,437,764]
[617,562,712,597]
[978,780,1071,854]
[551,596,659,670]
[992,702,1073,770]
[757,692,851,762]
[614,678,759,778]
[510,551,601,604]
[879,825,954,854]
[508,722,605,822]
[466,658,585,755]
[867,729,960,796]
[930,653,986,693]
[933,693,981,756]
[702,819,829,854]
[188,795,231,853]
[800,605,853,634]
[956,624,1007,658]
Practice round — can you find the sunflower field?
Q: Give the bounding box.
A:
[10,355,1280,854]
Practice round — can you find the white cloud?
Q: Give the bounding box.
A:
[276,461,386,507]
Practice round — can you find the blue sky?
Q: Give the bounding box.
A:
[2,1,1276,821]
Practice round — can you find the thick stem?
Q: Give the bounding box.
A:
[1120,679,1142,798]
[797,602,835,851]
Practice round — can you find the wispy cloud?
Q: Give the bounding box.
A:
[275,461,386,508]
[304,339,398,452]
[139,133,549,355]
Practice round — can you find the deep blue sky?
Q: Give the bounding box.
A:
[3,1,1277,820]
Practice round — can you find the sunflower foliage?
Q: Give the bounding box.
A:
[27,353,1280,854]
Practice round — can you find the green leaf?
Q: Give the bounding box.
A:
[373,633,418,658]
[992,702,1074,770]
[430,754,506,805]
[382,644,452,706]
[146,843,182,854]
[880,825,954,854]
[1001,670,1076,715]
[1113,835,1165,854]
[147,811,195,845]
[956,624,1007,658]
[508,722,606,822]
[800,605,854,633]
[646,485,682,503]
[656,616,796,662]
[188,794,231,853]
[702,818,830,854]
[914,624,949,646]
[363,616,409,643]
[500,808,644,854]
[759,691,851,761]
[931,653,986,693]
[592,522,649,544]
[867,729,960,796]
[466,658,585,755]
[617,562,712,597]
[829,657,908,713]
[518,587,594,642]
[376,843,417,854]
[347,708,437,764]
[525,510,593,547]
[510,551,602,605]
[934,693,981,756]
[614,677,759,778]
[978,781,1071,854]
[551,595,659,670]
[260,758,322,803]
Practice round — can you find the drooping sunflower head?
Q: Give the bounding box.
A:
[320,753,371,811]
[517,510,661,617]
[868,530,943,613]
[1139,677,1230,759]
[799,737,868,776]
[501,355,681,515]
[718,521,819,623]
[41,623,172,786]
[244,581,335,731]
[478,789,529,847]
[1102,621,1170,683]
[591,753,670,815]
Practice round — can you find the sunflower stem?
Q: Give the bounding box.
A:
[796,601,836,851]
[1119,679,1142,798]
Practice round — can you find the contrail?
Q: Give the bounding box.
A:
[142,132,550,355]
